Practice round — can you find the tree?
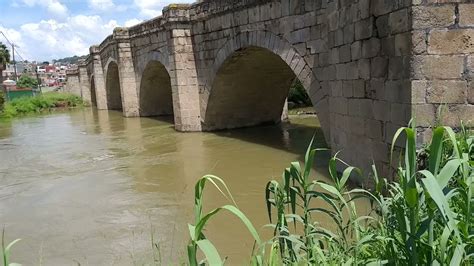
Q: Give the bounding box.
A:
[16,75,38,88]
[0,42,10,72]
[0,42,10,66]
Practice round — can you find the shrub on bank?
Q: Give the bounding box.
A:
[1,92,84,118]
[288,79,311,108]
[188,123,474,265]
[16,75,38,89]
[0,90,5,111]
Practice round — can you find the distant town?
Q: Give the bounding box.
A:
[1,55,86,90]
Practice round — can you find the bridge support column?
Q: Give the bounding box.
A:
[168,27,202,131]
[78,63,91,104]
[90,46,107,110]
[114,28,140,117]
[65,69,81,96]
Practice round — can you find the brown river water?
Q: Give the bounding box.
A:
[0,109,333,265]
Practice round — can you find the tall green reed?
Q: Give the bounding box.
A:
[188,124,473,265]
[2,229,21,266]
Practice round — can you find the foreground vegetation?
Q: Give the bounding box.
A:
[189,123,474,265]
[0,92,84,119]
[288,79,311,110]
[1,122,472,265]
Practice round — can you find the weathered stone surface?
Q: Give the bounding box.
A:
[355,17,373,40]
[361,38,380,58]
[412,55,465,79]
[389,8,410,34]
[388,56,410,79]
[459,4,474,27]
[468,81,474,104]
[411,80,427,104]
[373,100,390,121]
[468,55,474,79]
[412,31,427,54]
[412,5,454,30]
[427,81,467,104]
[438,105,474,127]
[428,29,474,54]
[412,104,436,127]
[371,57,388,78]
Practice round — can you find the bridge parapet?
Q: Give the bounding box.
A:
[99,34,115,51]
[189,0,275,20]
[66,69,79,76]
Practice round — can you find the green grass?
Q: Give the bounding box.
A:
[288,106,315,115]
[189,123,474,265]
[2,229,21,266]
[0,92,85,119]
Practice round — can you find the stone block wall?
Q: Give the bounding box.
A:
[411,1,474,137]
[315,0,415,174]
[188,0,416,173]
[79,0,474,176]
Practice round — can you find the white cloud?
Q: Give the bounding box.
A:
[14,0,68,17]
[88,0,115,10]
[18,16,118,60]
[133,0,179,18]
[124,19,143,27]
[4,0,196,60]
[0,25,28,59]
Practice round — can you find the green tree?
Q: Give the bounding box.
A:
[0,42,10,66]
[16,75,38,88]
[288,79,312,107]
[0,42,11,78]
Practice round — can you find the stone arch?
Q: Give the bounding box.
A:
[104,58,123,111]
[135,50,171,75]
[138,59,173,117]
[89,74,97,107]
[202,31,329,139]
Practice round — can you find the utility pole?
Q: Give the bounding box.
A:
[11,43,17,81]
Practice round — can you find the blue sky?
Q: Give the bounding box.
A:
[0,0,195,61]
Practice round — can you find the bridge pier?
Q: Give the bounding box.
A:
[90,46,107,110]
[114,28,140,117]
[168,27,202,132]
[78,63,91,104]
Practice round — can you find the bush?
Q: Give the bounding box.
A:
[0,90,5,111]
[188,123,474,265]
[16,75,38,89]
[0,92,84,118]
[288,79,311,108]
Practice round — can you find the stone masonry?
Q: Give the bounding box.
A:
[66,0,474,175]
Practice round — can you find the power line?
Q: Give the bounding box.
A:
[0,30,27,62]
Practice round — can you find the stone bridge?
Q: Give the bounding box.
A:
[66,0,474,174]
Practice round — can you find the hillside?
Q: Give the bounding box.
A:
[53,55,87,65]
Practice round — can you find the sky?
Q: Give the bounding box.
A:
[0,0,195,61]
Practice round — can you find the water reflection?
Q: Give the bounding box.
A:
[0,109,330,265]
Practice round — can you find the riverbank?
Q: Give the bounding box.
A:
[288,106,316,115]
[0,92,85,119]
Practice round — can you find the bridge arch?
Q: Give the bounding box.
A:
[202,31,329,139]
[138,58,173,117]
[104,58,123,111]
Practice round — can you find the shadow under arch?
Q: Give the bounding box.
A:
[202,31,329,143]
[201,31,330,143]
[90,75,97,107]
[204,46,294,129]
[105,59,123,111]
[138,60,173,119]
